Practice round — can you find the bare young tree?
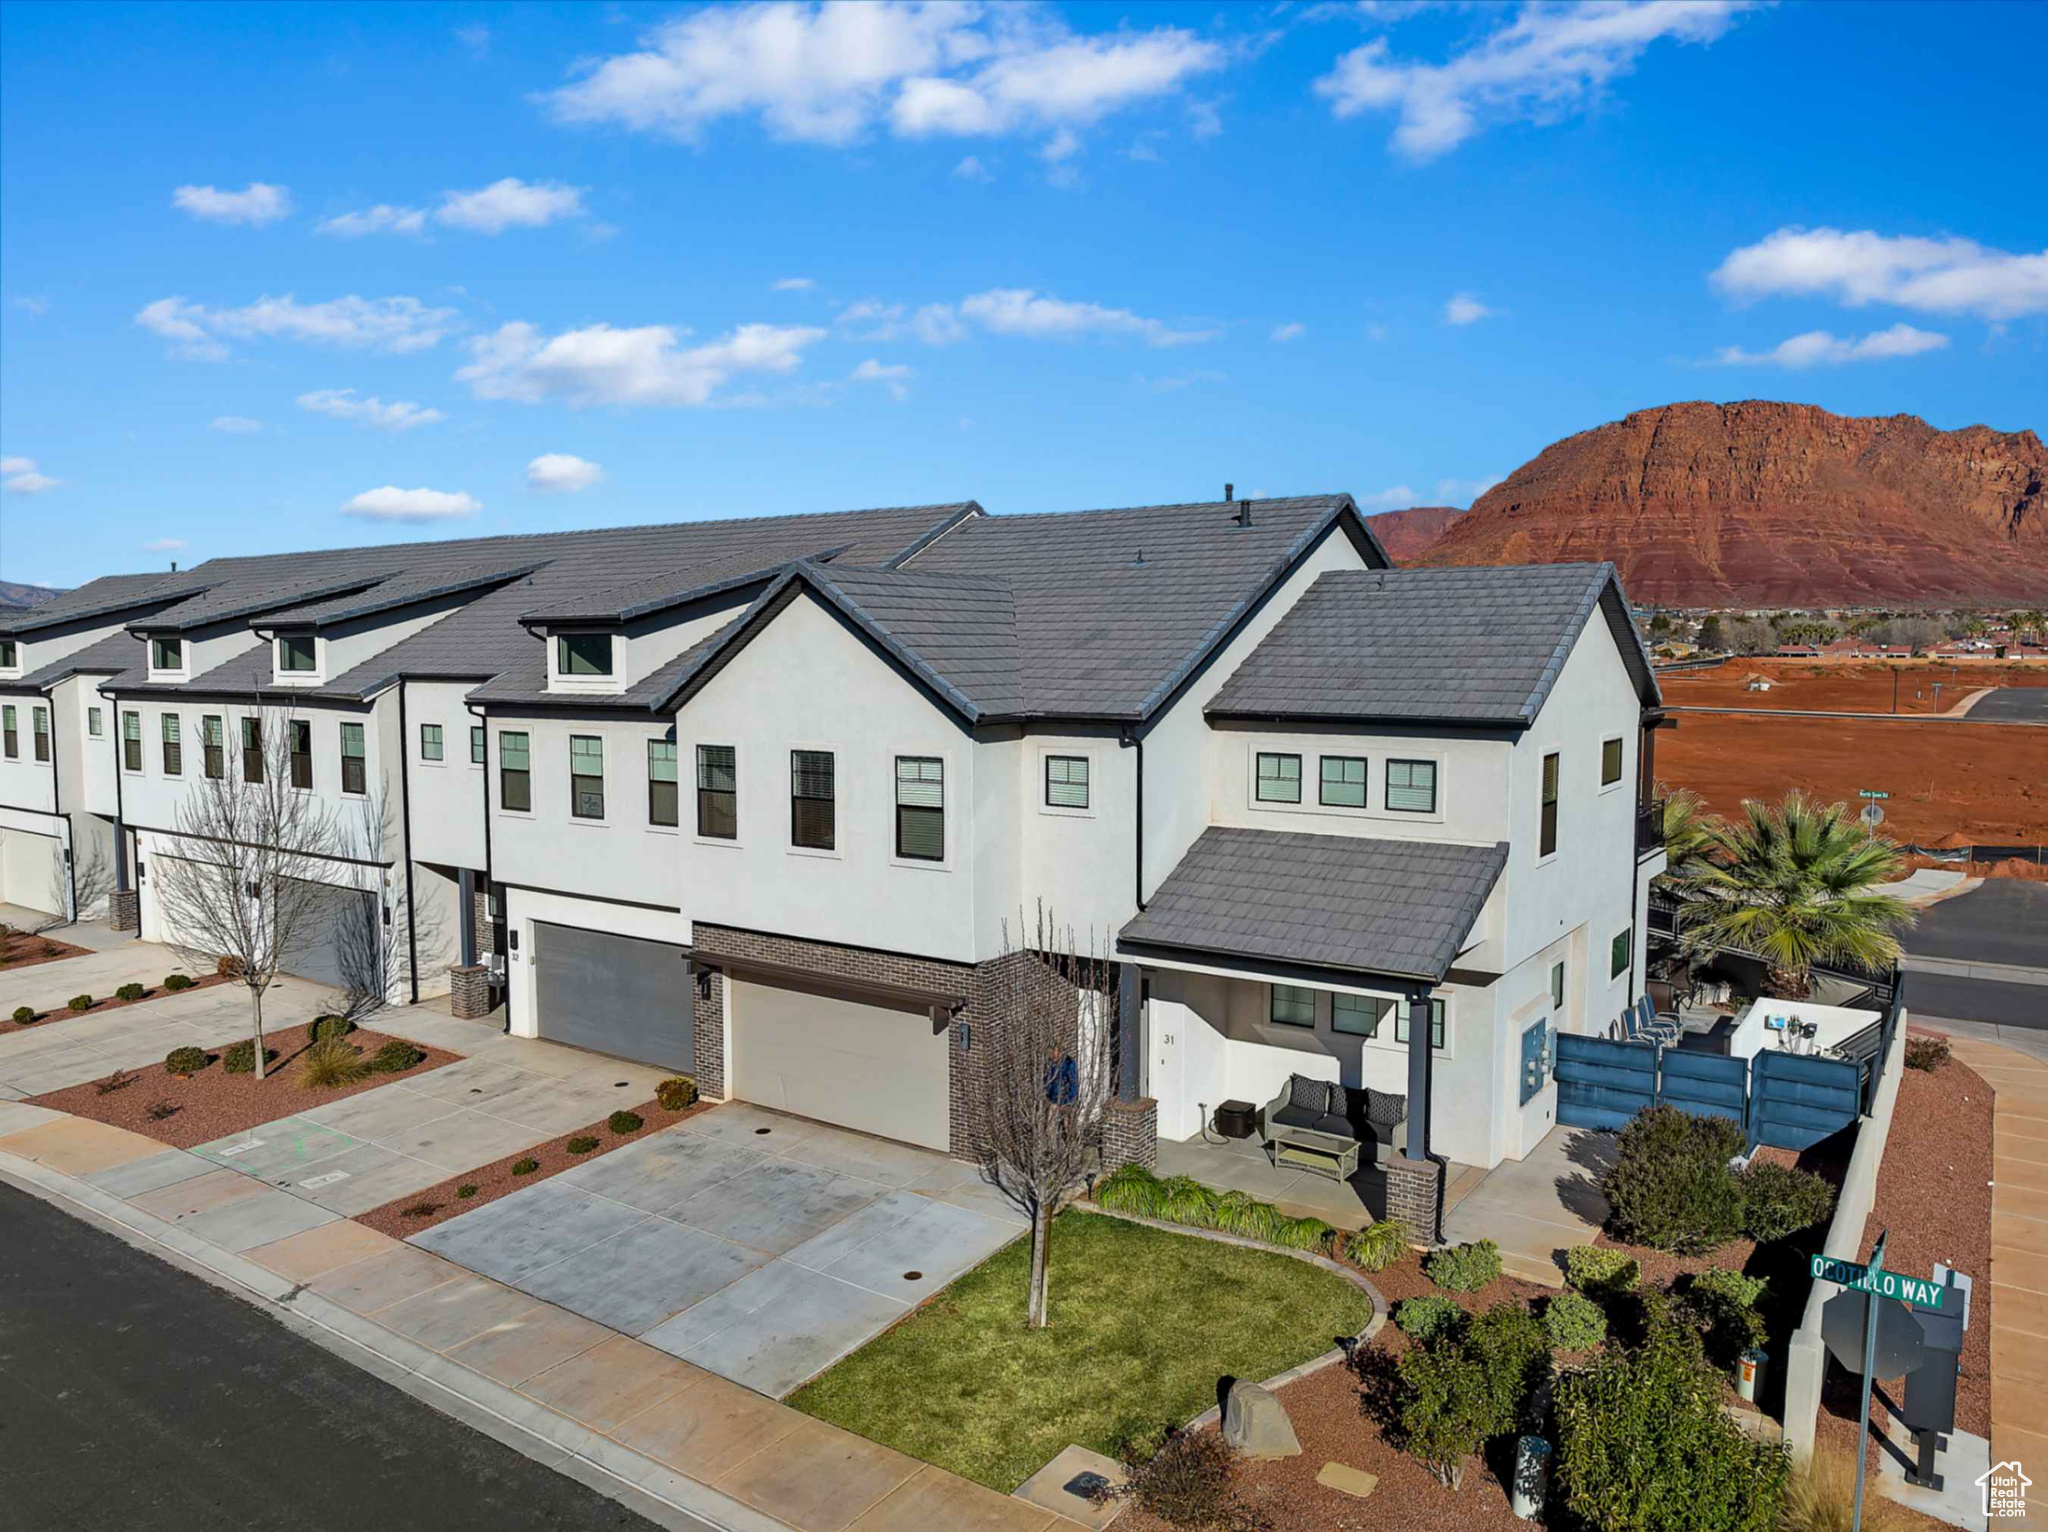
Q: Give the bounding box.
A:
[974,904,1114,1330]
[332,780,441,1023]
[150,707,347,1079]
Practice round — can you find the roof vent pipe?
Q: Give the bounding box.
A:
[1223,482,1233,501]
[1236,498,1253,528]
[170,560,178,571]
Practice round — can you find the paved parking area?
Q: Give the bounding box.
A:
[413,1101,1024,1397]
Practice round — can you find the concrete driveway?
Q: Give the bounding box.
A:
[413,1102,1024,1397]
[0,928,212,1022]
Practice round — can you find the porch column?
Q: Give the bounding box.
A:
[1388,987,1443,1246]
[1403,991,1431,1161]
[1115,960,1141,1104]
[447,866,491,1020]
[108,822,140,932]
[457,867,477,967]
[1105,960,1157,1171]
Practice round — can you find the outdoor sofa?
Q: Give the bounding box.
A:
[1259,1074,1406,1181]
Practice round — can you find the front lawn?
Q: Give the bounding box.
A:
[788,1208,1371,1493]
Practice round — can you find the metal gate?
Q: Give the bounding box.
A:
[1657,1049,1748,1126]
[1750,1050,1863,1150]
[1555,1034,1658,1132]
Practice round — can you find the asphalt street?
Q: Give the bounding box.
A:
[1905,878,2048,968]
[0,1181,671,1532]
[1966,687,2048,723]
[1902,970,2046,1029]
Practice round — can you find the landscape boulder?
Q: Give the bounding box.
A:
[1220,1380,1300,1460]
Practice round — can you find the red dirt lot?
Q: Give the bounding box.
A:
[0,973,233,1035]
[1660,658,2048,716]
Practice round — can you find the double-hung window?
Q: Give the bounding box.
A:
[696,745,736,838]
[1269,984,1316,1028]
[1332,992,1389,1037]
[1394,998,1448,1051]
[895,756,944,861]
[420,723,443,762]
[202,715,224,779]
[339,722,366,795]
[87,706,104,738]
[1045,755,1089,809]
[570,736,604,819]
[289,720,313,790]
[32,707,49,762]
[647,739,678,827]
[1385,758,1438,813]
[1540,751,1561,858]
[470,725,485,765]
[790,750,835,850]
[122,712,142,772]
[1611,929,1632,979]
[1,705,15,758]
[1255,751,1301,804]
[241,717,264,783]
[499,732,531,812]
[161,714,182,776]
[1601,737,1624,788]
[1319,755,1367,808]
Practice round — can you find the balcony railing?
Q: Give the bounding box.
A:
[1635,798,1665,858]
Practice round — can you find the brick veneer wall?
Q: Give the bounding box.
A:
[1386,1152,1443,1246]
[1103,1097,1159,1172]
[108,889,140,932]
[448,963,492,1020]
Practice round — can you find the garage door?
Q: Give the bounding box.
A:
[0,828,61,914]
[280,878,379,992]
[730,980,950,1152]
[534,922,691,1069]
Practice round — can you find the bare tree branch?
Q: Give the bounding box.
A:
[32,839,112,933]
[332,778,439,1023]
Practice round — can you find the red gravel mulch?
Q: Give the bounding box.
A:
[26,1021,461,1149]
[1817,1045,1993,1466]
[355,1092,712,1238]
[0,973,234,1035]
[0,932,92,975]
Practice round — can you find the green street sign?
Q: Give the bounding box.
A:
[1859,789,1890,799]
[1810,1254,1947,1310]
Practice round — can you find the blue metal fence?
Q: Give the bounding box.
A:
[1554,1034,1865,1149]
[1750,1050,1865,1150]
[1657,1049,1749,1126]
[1554,1034,1658,1132]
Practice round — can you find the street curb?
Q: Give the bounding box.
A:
[0,1147,791,1532]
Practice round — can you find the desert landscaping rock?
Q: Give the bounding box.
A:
[1221,1379,1301,1460]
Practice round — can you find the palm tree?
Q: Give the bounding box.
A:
[1653,784,1719,900]
[1680,791,1914,999]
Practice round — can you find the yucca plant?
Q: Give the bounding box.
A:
[1094,1162,1165,1217]
[1155,1175,1221,1228]
[297,1036,369,1089]
[1346,1219,1410,1272]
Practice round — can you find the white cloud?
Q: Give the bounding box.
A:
[544,2,1222,159]
[1271,321,1306,342]
[296,388,446,431]
[171,181,294,226]
[850,358,915,400]
[2,457,57,493]
[1709,324,1951,368]
[209,415,264,433]
[1711,227,2048,323]
[136,293,458,360]
[319,179,587,238]
[317,204,430,238]
[772,277,817,292]
[526,453,604,493]
[951,154,993,182]
[955,288,1216,346]
[1359,485,1417,509]
[1149,368,1225,392]
[1317,1,1754,160]
[1040,127,1082,163]
[1444,292,1495,325]
[13,295,49,317]
[0,456,34,475]
[140,537,188,553]
[457,319,827,407]
[340,486,481,522]
[456,22,491,57]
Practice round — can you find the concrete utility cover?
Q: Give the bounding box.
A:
[1822,1288,1927,1378]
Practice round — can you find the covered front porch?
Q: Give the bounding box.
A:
[1154,1124,1486,1233]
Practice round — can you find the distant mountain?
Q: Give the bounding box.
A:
[0,580,63,609]
[1364,505,1464,561]
[1412,401,2047,608]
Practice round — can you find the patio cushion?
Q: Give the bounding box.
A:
[1287,1075,1333,1114]
[1364,1088,1407,1128]
[1270,1104,1323,1131]
[1311,1113,1356,1138]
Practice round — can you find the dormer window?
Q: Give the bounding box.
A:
[150,637,185,675]
[277,635,317,673]
[556,634,613,678]
[0,639,17,671]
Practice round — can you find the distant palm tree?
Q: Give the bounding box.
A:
[1680,791,1914,999]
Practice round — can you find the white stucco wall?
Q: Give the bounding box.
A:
[403,681,487,871]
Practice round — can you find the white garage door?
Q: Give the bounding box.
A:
[730,980,951,1152]
[1,828,62,915]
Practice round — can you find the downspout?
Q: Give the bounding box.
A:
[395,681,421,1006]
[46,687,77,922]
[107,687,138,940]
[1119,724,1146,912]
[465,699,505,1034]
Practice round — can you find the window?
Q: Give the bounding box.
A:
[339,722,366,795]
[1601,737,1624,787]
[1385,758,1438,813]
[648,739,678,827]
[202,715,224,779]
[151,636,182,671]
[32,707,49,762]
[241,717,264,783]
[278,635,317,673]
[1611,928,1632,980]
[1332,992,1390,1037]
[1255,751,1302,804]
[556,634,613,678]
[696,745,737,838]
[1,704,14,758]
[1319,755,1367,809]
[122,711,142,772]
[420,723,443,762]
[499,732,530,812]
[1540,751,1560,858]
[1393,998,1448,1051]
[87,706,103,737]
[1045,755,1090,809]
[790,749,835,850]
[569,736,604,818]
[1551,960,1566,1009]
[289,720,313,790]
[1269,984,1316,1028]
[895,756,944,861]
[161,714,182,776]
[0,640,14,668]
[470,724,484,765]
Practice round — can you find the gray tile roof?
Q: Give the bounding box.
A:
[265,561,549,629]
[0,571,216,637]
[1119,826,1509,983]
[4,628,147,692]
[1203,563,1660,728]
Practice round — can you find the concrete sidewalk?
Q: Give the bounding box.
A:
[0,1109,1076,1532]
[1440,1125,1610,1287]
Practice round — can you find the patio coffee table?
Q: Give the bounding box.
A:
[1269,1133,1361,1182]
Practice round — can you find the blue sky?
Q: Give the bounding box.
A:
[2,0,2043,589]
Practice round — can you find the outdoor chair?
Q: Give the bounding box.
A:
[1258,1074,1404,1181]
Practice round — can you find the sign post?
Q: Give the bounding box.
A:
[1853,1232,1884,1532]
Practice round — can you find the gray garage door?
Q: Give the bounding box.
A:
[730,980,951,1151]
[280,878,379,992]
[534,922,691,1069]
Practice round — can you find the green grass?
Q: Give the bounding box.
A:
[787,1208,1371,1493]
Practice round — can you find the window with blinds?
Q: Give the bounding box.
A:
[241,717,264,783]
[1394,998,1448,1051]
[2,704,16,759]
[1385,758,1437,813]
[895,756,944,861]
[290,720,313,789]
[340,722,366,795]
[500,732,530,812]
[790,750,835,850]
[161,713,183,776]
[1540,751,1560,857]
[648,739,678,827]
[88,707,103,737]
[1255,751,1301,803]
[1319,755,1367,808]
[32,707,50,762]
[1045,754,1089,809]
[123,711,142,773]
[151,636,183,671]
[1269,984,1315,1028]
[570,735,605,819]
[696,744,736,838]
[1332,992,1389,1036]
[202,715,224,779]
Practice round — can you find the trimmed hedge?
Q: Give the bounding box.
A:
[1545,1290,1609,1351]
[68,994,94,1012]
[309,1014,356,1043]
[1425,1239,1502,1293]
[164,1046,210,1076]
[608,1110,644,1135]
[566,1135,600,1154]
[115,983,147,1003]
[1736,1161,1836,1243]
[1396,1294,1465,1343]
[511,1157,539,1176]
[368,1040,425,1073]
[11,1005,35,1024]
[163,973,195,991]
[222,1039,277,1074]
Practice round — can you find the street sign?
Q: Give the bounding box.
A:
[1859,789,1890,799]
[1812,1253,1948,1309]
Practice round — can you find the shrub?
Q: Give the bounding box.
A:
[1565,1245,1642,1295]
[68,994,94,1012]
[1545,1290,1609,1351]
[456,1184,479,1199]
[656,1075,698,1111]
[1210,1190,1289,1244]
[1395,1341,1496,1490]
[1602,1105,1748,1255]
[1684,1268,1769,1365]
[1346,1220,1410,1273]
[222,1039,277,1074]
[607,1109,644,1135]
[1737,1161,1836,1243]
[1463,1301,1553,1435]
[368,1040,425,1074]
[1903,1034,1950,1073]
[1781,1451,1914,1532]
[145,1100,180,1122]
[1272,1215,1337,1253]
[11,1005,35,1024]
[163,973,194,991]
[115,983,147,1002]
[298,1037,369,1089]
[217,954,246,978]
[1426,1239,1501,1293]
[1156,1174,1220,1228]
[1554,1302,1791,1532]
[1395,1295,1466,1344]
[309,1013,356,1043]
[566,1135,600,1155]
[511,1157,540,1176]
[1095,1162,1165,1218]
[1107,1428,1269,1532]
[164,1046,210,1076]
